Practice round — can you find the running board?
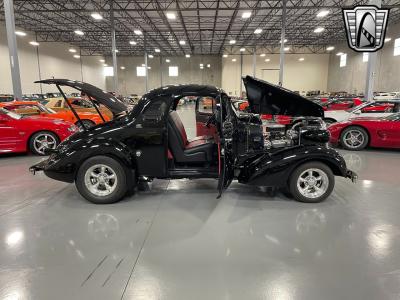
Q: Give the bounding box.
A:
[168,168,219,179]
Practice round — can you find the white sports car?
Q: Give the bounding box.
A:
[324,100,400,125]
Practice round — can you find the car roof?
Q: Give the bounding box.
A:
[0,101,39,106]
[142,84,225,100]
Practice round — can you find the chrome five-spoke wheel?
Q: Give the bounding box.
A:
[29,131,59,155]
[340,126,369,151]
[297,168,329,199]
[84,164,118,197]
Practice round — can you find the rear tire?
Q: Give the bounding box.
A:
[76,156,128,204]
[76,119,95,130]
[289,162,335,203]
[29,131,59,155]
[340,126,369,151]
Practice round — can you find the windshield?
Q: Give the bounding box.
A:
[37,103,56,113]
[0,108,23,119]
[346,101,371,113]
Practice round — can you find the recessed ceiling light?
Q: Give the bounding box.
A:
[74,30,84,36]
[29,41,39,46]
[148,54,154,58]
[134,29,142,35]
[15,31,26,36]
[69,48,77,53]
[317,10,330,18]
[284,47,290,51]
[185,54,190,58]
[385,37,392,42]
[120,66,125,70]
[298,57,305,61]
[99,59,105,63]
[207,64,210,68]
[279,39,288,43]
[336,52,344,56]
[260,53,266,57]
[229,40,236,44]
[73,54,80,59]
[314,27,325,33]
[166,12,176,20]
[254,28,262,34]
[155,48,160,53]
[179,40,186,45]
[103,63,108,67]
[326,46,335,51]
[91,12,103,20]
[242,11,251,19]
[148,66,151,69]
[223,54,228,58]
[166,59,170,63]
[265,58,270,62]
[129,41,137,45]
[240,48,245,52]
[232,58,237,62]
[200,63,204,67]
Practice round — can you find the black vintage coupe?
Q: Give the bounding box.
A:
[30,77,356,204]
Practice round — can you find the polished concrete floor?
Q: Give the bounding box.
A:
[1,106,400,300]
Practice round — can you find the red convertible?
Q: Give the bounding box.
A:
[0,108,78,155]
[328,113,400,150]
[321,98,363,111]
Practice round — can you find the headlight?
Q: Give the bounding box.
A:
[68,125,78,132]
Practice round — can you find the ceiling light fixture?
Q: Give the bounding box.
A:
[134,29,142,35]
[15,31,26,36]
[99,59,105,63]
[317,10,330,18]
[314,27,325,33]
[298,57,305,61]
[166,59,170,63]
[265,58,270,62]
[326,46,335,51]
[284,47,290,51]
[260,53,266,57]
[336,52,344,56]
[91,12,103,20]
[69,48,77,53]
[232,58,237,62]
[103,63,108,66]
[223,54,228,58]
[120,66,125,70]
[73,54,80,59]
[166,12,176,20]
[29,41,39,46]
[254,28,262,34]
[148,54,154,58]
[279,39,288,43]
[207,64,210,68]
[179,40,186,45]
[240,48,245,52]
[74,30,84,36]
[229,40,236,44]
[385,37,392,42]
[129,41,137,45]
[155,48,160,53]
[242,11,251,19]
[185,54,190,58]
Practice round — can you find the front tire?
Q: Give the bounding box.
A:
[29,131,59,155]
[76,156,128,204]
[76,119,95,130]
[340,126,369,151]
[289,162,335,203]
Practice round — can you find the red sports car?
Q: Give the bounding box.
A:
[0,108,78,155]
[328,113,400,150]
[321,98,363,111]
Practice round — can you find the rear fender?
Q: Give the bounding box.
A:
[239,145,348,187]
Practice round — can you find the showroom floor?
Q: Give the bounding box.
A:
[1,106,400,300]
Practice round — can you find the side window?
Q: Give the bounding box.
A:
[140,101,167,125]
[55,100,62,107]
[198,96,216,114]
[361,102,394,113]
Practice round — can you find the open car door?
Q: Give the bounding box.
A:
[195,96,218,138]
[217,95,234,198]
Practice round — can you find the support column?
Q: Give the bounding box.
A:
[35,41,43,94]
[79,48,84,82]
[364,0,382,101]
[110,1,118,93]
[252,47,256,77]
[278,0,286,86]
[4,0,22,99]
[240,53,243,96]
[160,54,163,86]
[144,35,148,92]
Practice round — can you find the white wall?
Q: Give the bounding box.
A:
[222,53,330,96]
[327,22,400,93]
[0,23,105,94]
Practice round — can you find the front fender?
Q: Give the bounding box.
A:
[238,145,348,187]
[36,138,135,183]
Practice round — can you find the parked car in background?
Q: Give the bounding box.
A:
[328,113,400,150]
[324,100,400,125]
[236,100,292,125]
[0,108,78,155]
[0,95,14,103]
[46,97,113,119]
[0,101,110,128]
[374,92,400,100]
[321,97,364,111]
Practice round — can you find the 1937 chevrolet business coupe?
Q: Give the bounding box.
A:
[30,77,356,204]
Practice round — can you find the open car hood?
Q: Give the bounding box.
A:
[242,76,324,117]
[35,79,127,115]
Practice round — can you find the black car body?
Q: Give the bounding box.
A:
[30,77,356,204]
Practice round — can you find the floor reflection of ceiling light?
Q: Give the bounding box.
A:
[6,230,24,247]
[368,224,393,259]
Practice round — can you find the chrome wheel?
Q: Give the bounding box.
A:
[343,130,364,149]
[297,168,329,199]
[84,164,118,197]
[33,133,57,155]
